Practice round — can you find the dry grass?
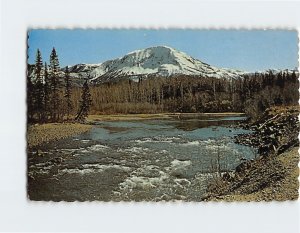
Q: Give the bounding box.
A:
[27,123,92,148]
[88,112,245,122]
[209,147,299,201]
[88,113,171,121]
[266,105,300,115]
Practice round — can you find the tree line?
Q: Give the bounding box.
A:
[27,48,92,123]
[88,70,298,120]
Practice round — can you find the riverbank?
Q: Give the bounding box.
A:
[203,105,299,201]
[27,112,245,147]
[27,123,92,148]
[88,112,245,122]
[205,146,298,201]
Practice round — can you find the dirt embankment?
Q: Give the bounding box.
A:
[203,106,299,201]
[27,123,92,148]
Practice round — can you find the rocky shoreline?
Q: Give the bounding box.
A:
[203,106,299,201]
[235,106,299,156]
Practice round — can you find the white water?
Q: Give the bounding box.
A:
[28,116,256,201]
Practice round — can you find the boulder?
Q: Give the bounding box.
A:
[235,160,251,174]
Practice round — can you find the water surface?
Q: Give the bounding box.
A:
[28,115,255,201]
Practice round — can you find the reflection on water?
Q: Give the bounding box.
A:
[28,115,256,201]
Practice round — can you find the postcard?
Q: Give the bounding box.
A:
[27,29,299,201]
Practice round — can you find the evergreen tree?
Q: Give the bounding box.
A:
[27,65,34,122]
[64,66,73,119]
[34,49,44,121]
[49,47,61,122]
[291,70,297,83]
[43,62,50,121]
[276,71,285,88]
[76,80,92,121]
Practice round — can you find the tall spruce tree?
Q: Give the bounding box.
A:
[64,66,73,120]
[76,80,92,121]
[34,49,44,121]
[43,62,50,121]
[291,70,297,83]
[49,47,60,122]
[27,66,34,122]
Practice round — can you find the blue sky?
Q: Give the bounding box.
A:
[28,29,298,72]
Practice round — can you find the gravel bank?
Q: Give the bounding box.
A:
[27,123,92,148]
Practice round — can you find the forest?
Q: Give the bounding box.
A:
[27,48,299,123]
[27,48,92,123]
[87,71,298,119]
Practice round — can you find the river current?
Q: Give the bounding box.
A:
[28,115,256,201]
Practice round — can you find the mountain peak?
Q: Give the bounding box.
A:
[127,45,176,54]
[67,46,245,82]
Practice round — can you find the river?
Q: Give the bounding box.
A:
[28,115,256,201]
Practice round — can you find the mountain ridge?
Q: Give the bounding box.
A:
[28,46,298,85]
[66,45,246,83]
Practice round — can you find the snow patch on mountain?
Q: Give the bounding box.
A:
[67,46,246,82]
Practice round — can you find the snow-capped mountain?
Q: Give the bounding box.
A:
[66,46,245,83]
[247,68,297,76]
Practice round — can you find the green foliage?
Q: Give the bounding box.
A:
[27,66,34,122]
[64,66,73,119]
[27,47,80,123]
[43,62,50,121]
[76,80,92,121]
[49,47,61,122]
[34,49,44,121]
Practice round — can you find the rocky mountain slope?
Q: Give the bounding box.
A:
[66,46,245,83]
[25,46,245,85]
